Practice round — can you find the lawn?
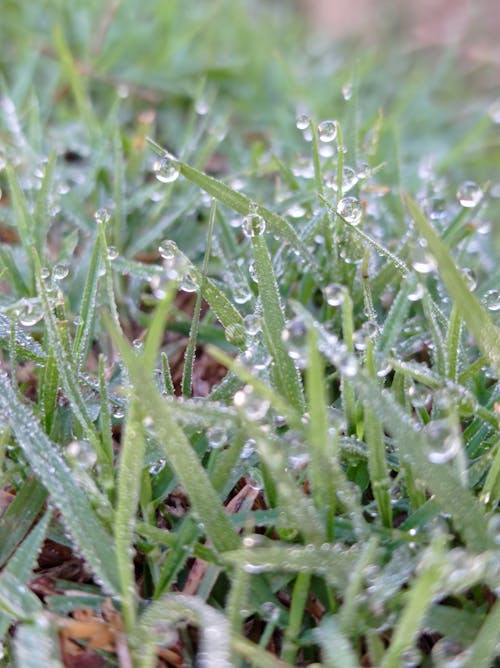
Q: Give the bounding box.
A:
[0,1,500,666]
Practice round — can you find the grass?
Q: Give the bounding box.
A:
[0,0,500,665]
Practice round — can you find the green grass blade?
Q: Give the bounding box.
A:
[33,150,56,255]
[0,511,50,638]
[462,598,500,668]
[251,233,305,413]
[315,616,359,668]
[0,371,120,594]
[0,477,47,568]
[72,236,102,369]
[105,317,240,553]
[115,397,145,631]
[147,138,316,267]
[405,195,500,378]
[14,618,64,668]
[354,375,491,551]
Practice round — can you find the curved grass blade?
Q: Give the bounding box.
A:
[251,233,305,413]
[405,195,500,378]
[147,137,316,268]
[0,371,120,594]
[137,593,231,668]
[105,316,240,553]
[14,617,64,668]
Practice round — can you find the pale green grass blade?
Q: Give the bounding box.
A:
[137,593,231,668]
[0,371,120,594]
[115,397,145,631]
[33,150,56,255]
[106,318,240,552]
[147,138,316,267]
[14,618,63,668]
[462,598,500,668]
[251,233,305,413]
[354,375,491,551]
[0,573,41,620]
[72,236,102,369]
[315,616,358,668]
[282,572,310,664]
[182,198,216,396]
[224,542,360,589]
[380,538,447,668]
[40,347,58,434]
[6,164,34,255]
[405,195,500,378]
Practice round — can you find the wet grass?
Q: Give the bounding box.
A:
[0,1,500,665]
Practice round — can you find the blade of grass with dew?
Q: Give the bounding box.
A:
[114,396,145,632]
[340,291,356,432]
[97,354,114,491]
[251,232,305,413]
[207,345,302,430]
[353,375,491,550]
[161,351,175,395]
[446,304,463,381]
[182,198,216,396]
[281,572,311,664]
[72,234,102,369]
[0,510,50,638]
[376,281,412,356]
[405,195,500,378]
[364,340,393,527]
[314,616,359,668]
[33,249,99,443]
[136,593,232,668]
[0,479,47,568]
[142,280,178,374]
[40,347,58,435]
[224,542,360,589]
[239,420,325,543]
[380,538,448,668]
[153,517,201,599]
[6,164,35,253]
[105,315,240,553]
[422,291,446,376]
[33,150,56,255]
[461,598,500,668]
[147,137,317,268]
[338,536,379,634]
[305,325,336,536]
[14,618,64,668]
[0,572,42,620]
[0,371,120,594]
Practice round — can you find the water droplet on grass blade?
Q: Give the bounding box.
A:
[295,113,310,130]
[426,421,461,464]
[53,263,69,281]
[457,181,483,208]
[317,120,337,143]
[483,289,500,311]
[488,99,500,123]
[281,317,307,367]
[337,196,362,225]
[342,82,353,100]
[107,246,118,261]
[225,323,246,346]
[324,282,345,306]
[18,301,44,326]
[154,153,180,183]
[461,267,477,291]
[94,208,110,224]
[412,242,437,274]
[242,212,266,238]
[207,426,228,449]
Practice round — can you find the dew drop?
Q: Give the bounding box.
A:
[338,352,358,377]
[18,301,44,326]
[457,181,483,208]
[107,246,118,261]
[483,289,500,312]
[426,421,461,464]
[242,212,266,238]
[324,282,345,306]
[317,120,337,143]
[153,153,180,183]
[400,648,422,668]
[53,263,69,281]
[428,196,447,220]
[244,314,261,336]
[342,82,353,101]
[411,242,437,274]
[207,426,227,449]
[295,113,310,130]
[488,99,500,124]
[233,285,252,305]
[407,282,425,302]
[94,208,110,224]
[158,239,177,261]
[281,317,307,367]
[337,196,362,225]
[40,267,51,280]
